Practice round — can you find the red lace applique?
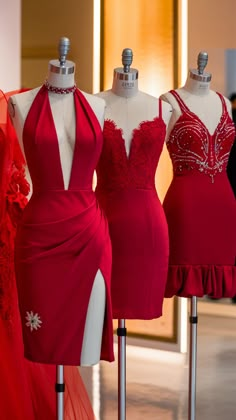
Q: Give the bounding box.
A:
[96,117,166,192]
[0,92,29,322]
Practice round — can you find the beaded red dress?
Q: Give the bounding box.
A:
[0,90,95,419]
[164,90,236,298]
[96,100,169,319]
[14,85,114,365]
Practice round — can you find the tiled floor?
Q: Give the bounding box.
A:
[98,313,236,419]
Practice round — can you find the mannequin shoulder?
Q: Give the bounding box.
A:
[81,91,106,128]
[209,90,232,115]
[94,90,115,110]
[94,90,110,100]
[160,91,176,107]
[221,95,232,114]
[160,100,172,126]
[8,87,41,120]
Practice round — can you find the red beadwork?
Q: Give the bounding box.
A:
[44,80,76,94]
[167,90,235,182]
[163,90,236,299]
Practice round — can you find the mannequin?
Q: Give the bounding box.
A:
[96,48,172,420]
[161,51,236,420]
[9,38,109,367]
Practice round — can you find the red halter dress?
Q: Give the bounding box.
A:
[164,90,236,298]
[96,100,169,319]
[15,85,114,365]
[1,90,96,420]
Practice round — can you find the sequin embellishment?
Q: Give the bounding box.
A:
[167,90,235,183]
[26,311,42,332]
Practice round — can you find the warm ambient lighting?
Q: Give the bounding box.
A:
[178,0,188,355]
[180,0,188,85]
[102,0,174,96]
[93,0,101,93]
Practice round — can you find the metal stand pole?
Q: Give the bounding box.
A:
[56,365,65,420]
[188,296,198,420]
[117,319,126,420]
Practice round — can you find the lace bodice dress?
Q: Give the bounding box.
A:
[96,100,169,319]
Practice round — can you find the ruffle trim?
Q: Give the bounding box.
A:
[165,264,236,298]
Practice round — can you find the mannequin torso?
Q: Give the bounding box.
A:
[9,66,107,366]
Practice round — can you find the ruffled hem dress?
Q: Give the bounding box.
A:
[164,90,236,298]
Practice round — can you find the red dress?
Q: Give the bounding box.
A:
[96,100,169,319]
[0,90,95,419]
[15,85,114,365]
[164,90,236,298]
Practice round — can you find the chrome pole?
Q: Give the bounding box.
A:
[188,296,198,420]
[118,319,126,420]
[56,365,65,420]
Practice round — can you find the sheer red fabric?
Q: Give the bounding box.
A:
[0,90,95,419]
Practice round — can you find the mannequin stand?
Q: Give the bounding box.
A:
[117,319,126,420]
[56,365,65,420]
[188,296,198,420]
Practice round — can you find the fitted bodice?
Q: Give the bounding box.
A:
[23,85,103,193]
[96,101,166,191]
[167,90,235,182]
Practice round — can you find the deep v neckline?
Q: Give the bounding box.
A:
[106,117,164,164]
[46,90,78,191]
[169,90,226,140]
[106,119,136,163]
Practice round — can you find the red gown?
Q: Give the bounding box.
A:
[0,90,95,419]
[96,100,169,319]
[164,90,236,298]
[15,85,114,365]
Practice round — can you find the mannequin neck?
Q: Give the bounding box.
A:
[183,74,211,96]
[112,68,139,98]
[46,60,75,88]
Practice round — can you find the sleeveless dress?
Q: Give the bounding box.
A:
[163,90,236,298]
[0,90,95,420]
[96,100,169,319]
[15,85,114,365]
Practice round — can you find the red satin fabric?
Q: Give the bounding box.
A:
[96,101,169,319]
[15,85,114,365]
[0,90,95,419]
[164,90,236,298]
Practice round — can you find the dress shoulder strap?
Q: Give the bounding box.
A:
[216,92,228,115]
[169,89,190,113]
